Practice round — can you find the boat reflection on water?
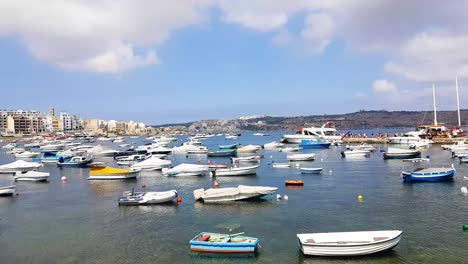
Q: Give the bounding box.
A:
[193,199,275,215]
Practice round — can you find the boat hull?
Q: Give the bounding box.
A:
[88,174,137,180]
[300,168,323,174]
[402,169,455,182]
[190,233,259,254]
[384,153,421,159]
[118,190,177,205]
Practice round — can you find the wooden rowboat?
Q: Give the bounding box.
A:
[285,180,304,186]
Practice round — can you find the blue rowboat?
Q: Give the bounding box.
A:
[219,144,238,150]
[299,139,331,149]
[190,232,259,254]
[402,166,456,182]
[207,149,237,157]
[300,167,323,174]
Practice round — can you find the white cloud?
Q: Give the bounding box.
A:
[271,30,292,46]
[300,13,335,53]
[373,79,397,93]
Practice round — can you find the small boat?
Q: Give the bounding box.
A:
[401,165,456,182]
[118,189,178,205]
[341,150,371,158]
[287,153,315,161]
[115,154,149,165]
[236,145,262,153]
[280,147,301,152]
[190,232,259,254]
[297,230,403,256]
[299,139,331,149]
[24,142,41,148]
[253,133,269,136]
[2,143,16,149]
[300,167,323,174]
[193,185,277,203]
[95,149,120,157]
[384,147,421,159]
[88,166,139,180]
[225,135,239,140]
[285,180,304,186]
[14,151,40,158]
[162,163,208,177]
[346,143,376,152]
[130,156,171,171]
[7,147,26,154]
[207,162,228,169]
[186,147,208,154]
[41,151,70,164]
[147,146,173,155]
[231,156,262,164]
[461,156,468,163]
[14,171,50,182]
[57,156,93,167]
[219,144,238,150]
[40,143,65,151]
[263,141,284,149]
[0,160,42,173]
[272,163,291,168]
[0,185,16,196]
[402,158,430,163]
[207,149,237,157]
[212,165,259,176]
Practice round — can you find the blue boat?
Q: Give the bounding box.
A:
[57,156,93,167]
[190,232,259,254]
[207,149,237,157]
[300,167,323,174]
[40,151,69,164]
[402,166,456,182]
[219,144,238,150]
[383,147,421,159]
[299,139,331,149]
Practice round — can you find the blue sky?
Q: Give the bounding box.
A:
[0,1,467,124]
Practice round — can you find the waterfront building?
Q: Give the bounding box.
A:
[6,115,46,134]
[59,112,79,131]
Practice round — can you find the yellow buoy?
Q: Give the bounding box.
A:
[357,195,363,201]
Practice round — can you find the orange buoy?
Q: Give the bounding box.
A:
[177,197,182,204]
[141,184,146,188]
[214,180,219,189]
[285,180,304,186]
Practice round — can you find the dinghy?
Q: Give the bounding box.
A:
[162,163,208,177]
[193,185,278,203]
[190,232,259,254]
[272,162,291,168]
[0,160,42,173]
[287,153,315,161]
[341,150,371,158]
[88,166,139,180]
[212,165,259,176]
[130,156,171,171]
[285,180,304,186]
[297,230,403,256]
[0,185,16,196]
[300,167,323,174]
[118,189,178,205]
[14,171,50,182]
[231,156,262,164]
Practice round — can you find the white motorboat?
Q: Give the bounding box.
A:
[0,160,42,173]
[280,147,301,152]
[40,143,65,151]
[272,163,291,168]
[7,147,26,154]
[0,185,16,196]
[147,146,173,155]
[346,143,376,152]
[2,143,16,149]
[14,151,40,158]
[193,185,278,203]
[130,156,172,171]
[263,141,284,149]
[287,154,315,161]
[115,154,149,165]
[186,146,209,154]
[341,150,371,158]
[231,156,261,164]
[118,189,178,205]
[282,122,342,143]
[297,230,403,256]
[162,163,208,177]
[212,165,259,176]
[14,171,50,182]
[172,141,203,153]
[442,141,468,151]
[253,133,269,136]
[236,145,262,153]
[387,130,432,144]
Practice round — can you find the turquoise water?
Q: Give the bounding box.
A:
[1,131,468,263]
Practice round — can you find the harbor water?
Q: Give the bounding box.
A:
[1,130,468,263]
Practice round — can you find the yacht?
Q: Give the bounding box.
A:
[282,122,341,143]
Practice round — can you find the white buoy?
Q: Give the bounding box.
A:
[461,187,468,194]
[329,170,333,174]
[270,156,273,158]
[61,176,67,182]
[284,195,289,200]
[295,163,300,167]
[320,158,323,162]
[276,194,282,200]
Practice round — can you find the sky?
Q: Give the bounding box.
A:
[1,0,468,125]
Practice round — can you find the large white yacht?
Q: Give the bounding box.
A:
[282,122,342,143]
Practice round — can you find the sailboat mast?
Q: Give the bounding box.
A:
[456,76,461,127]
[433,84,438,125]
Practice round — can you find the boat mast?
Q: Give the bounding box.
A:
[432,84,438,125]
[456,76,461,127]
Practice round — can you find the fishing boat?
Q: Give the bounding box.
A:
[263,141,284,149]
[285,180,304,186]
[14,171,50,182]
[297,230,403,256]
[219,144,238,150]
[88,166,139,180]
[162,163,208,177]
[282,122,342,143]
[287,153,315,161]
[207,149,237,157]
[299,139,331,149]
[272,163,291,168]
[193,185,278,203]
[130,156,171,171]
[190,232,259,254]
[212,165,259,176]
[57,156,93,167]
[401,165,455,182]
[341,150,371,158]
[300,167,323,174]
[118,189,178,205]
[383,147,421,159]
[0,185,16,196]
[236,145,262,153]
[14,151,40,158]
[0,160,42,173]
